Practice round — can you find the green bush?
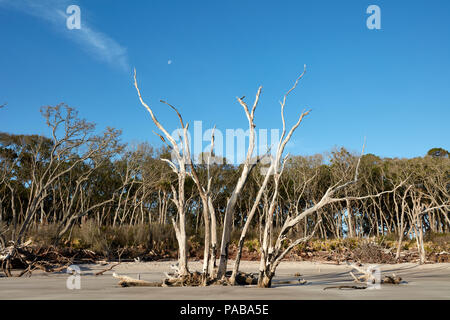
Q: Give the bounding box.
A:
[244,239,259,252]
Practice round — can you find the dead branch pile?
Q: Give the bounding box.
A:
[112,271,205,287]
[382,275,402,284]
[112,266,259,288]
[0,240,72,277]
[352,241,396,264]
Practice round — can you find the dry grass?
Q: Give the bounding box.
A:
[24,220,177,259]
[4,221,448,263]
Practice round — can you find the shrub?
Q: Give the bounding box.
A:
[244,239,259,252]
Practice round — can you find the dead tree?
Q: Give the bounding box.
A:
[133,67,406,287]
[255,136,405,287]
[134,70,223,282]
[230,66,310,284]
[216,86,262,279]
[134,70,193,276]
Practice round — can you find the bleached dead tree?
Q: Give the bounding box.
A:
[205,140,220,275]
[158,101,219,282]
[228,67,392,287]
[255,154,405,287]
[134,69,269,282]
[216,86,262,279]
[201,129,218,280]
[134,70,218,281]
[133,67,407,287]
[134,70,191,276]
[179,120,215,282]
[230,67,310,284]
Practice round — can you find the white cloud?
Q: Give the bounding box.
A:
[0,0,129,71]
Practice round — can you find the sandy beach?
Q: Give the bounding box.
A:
[1,261,449,300]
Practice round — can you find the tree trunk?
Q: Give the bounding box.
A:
[208,197,218,275]
[257,269,274,288]
[201,196,211,282]
[346,199,354,238]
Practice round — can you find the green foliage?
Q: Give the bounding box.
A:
[244,239,260,252]
[427,147,449,158]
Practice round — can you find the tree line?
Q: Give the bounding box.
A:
[1,72,449,286]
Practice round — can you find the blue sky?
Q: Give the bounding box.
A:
[0,0,449,162]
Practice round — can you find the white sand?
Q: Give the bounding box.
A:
[0,261,449,299]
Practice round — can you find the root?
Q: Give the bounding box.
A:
[231,271,258,286]
[162,271,204,287]
[382,274,402,284]
[113,267,260,288]
[160,271,259,287]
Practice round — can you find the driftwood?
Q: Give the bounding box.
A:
[113,273,162,287]
[348,262,402,285]
[348,262,378,283]
[113,271,205,287]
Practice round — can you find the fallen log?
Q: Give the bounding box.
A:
[112,273,162,287]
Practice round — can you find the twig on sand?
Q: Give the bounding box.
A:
[95,262,121,276]
[95,248,126,276]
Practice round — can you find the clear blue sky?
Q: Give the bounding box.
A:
[0,0,449,161]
